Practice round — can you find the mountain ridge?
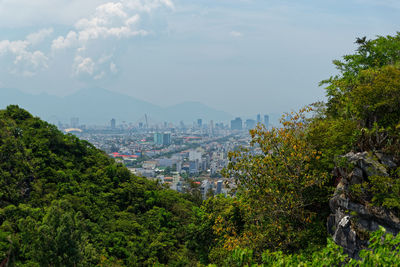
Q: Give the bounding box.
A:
[0,87,232,125]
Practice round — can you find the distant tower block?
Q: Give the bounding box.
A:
[71,117,79,128]
[257,114,261,123]
[111,118,116,129]
[230,117,242,130]
[245,119,256,129]
[264,115,269,129]
[197,119,202,128]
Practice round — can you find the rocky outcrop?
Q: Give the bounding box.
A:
[327,151,400,258]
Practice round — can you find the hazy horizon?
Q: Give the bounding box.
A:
[1,0,399,117]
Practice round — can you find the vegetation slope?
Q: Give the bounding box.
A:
[2,32,400,266]
[0,105,196,266]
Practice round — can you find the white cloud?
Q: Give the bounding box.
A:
[0,39,48,74]
[49,0,172,79]
[0,0,173,78]
[110,62,118,73]
[73,54,118,79]
[14,50,48,69]
[51,31,79,50]
[230,31,243,38]
[26,28,54,45]
[52,0,173,52]
[0,40,29,55]
[74,56,95,76]
[73,6,147,43]
[96,2,128,18]
[126,14,140,25]
[0,28,52,74]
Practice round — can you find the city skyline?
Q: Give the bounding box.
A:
[0,0,399,116]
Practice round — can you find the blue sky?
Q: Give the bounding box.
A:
[0,0,399,117]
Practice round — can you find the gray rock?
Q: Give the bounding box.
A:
[375,152,397,169]
[344,151,388,177]
[332,215,360,258]
[328,151,400,258]
[349,167,364,185]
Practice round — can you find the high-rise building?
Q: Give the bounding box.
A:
[162,133,171,146]
[216,180,223,194]
[154,133,163,145]
[154,133,171,146]
[257,114,261,123]
[189,161,199,175]
[231,117,242,130]
[70,117,79,128]
[264,115,270,129]
[197,119,202,128]
[111,118,116,129]
[209,120,214,135]
[245,119,256,129]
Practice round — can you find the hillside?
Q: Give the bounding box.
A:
[2,33,400,267]
[0,105,196,266]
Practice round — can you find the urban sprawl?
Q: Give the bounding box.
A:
[58,115,270,200]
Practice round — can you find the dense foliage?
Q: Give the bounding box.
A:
[214,227,400,266]
[0,105,195,266]
[2,32,400,266]
[189,33,400,265]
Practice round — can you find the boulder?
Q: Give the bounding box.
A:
[327,151,400,258]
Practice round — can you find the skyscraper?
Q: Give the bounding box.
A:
[264,115,269,129]
[197,119,202,128]
[154,133,171,146]
[154,133,163,145]
[216,180,223,195]
[257,114,261,123]
[231,117,242,130]
[245,119,256,129]
[162,133,171,146]
[111,118,116,129]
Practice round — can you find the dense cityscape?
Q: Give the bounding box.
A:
[58,115,270,199]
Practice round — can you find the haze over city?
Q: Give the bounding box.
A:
[1,0,399,120]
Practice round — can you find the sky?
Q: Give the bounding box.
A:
[0,0,399,117]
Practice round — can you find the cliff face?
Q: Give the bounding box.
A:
[327,151,400,258]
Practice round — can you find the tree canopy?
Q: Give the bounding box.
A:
[0,105,196,266]
[2,32,400,266]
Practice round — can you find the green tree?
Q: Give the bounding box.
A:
[222,108,330,255]
[321,33,400,123]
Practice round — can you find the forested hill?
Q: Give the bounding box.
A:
[3,33,400,267]
[0,105,196,266]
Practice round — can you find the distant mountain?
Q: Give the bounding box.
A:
[0,87,232,125]
[162,101,231,123]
